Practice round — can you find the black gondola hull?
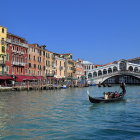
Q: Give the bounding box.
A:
[88,92,126,103]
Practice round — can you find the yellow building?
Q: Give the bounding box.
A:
[0,26,7,74]
[45,50,56,77]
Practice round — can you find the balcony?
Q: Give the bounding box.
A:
[59,66,63,70]
[12,61,26,66]
[6,38,28,48]
[46,73,55,77]
[0,60,5,66]
[12,50,25,55]
[0,40,6,45]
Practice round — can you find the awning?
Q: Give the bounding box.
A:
[15,75,28,82]
[0,76,14,80]
[15,76,37,82]
[34,76,44,80]
[47,77,56,80]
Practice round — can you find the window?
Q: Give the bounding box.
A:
[1,38,5,45]
[29,54,30,60]
[12,67,14,73]
[34,64,36,68]
[6,66,9,72]
[34,56,35,61]
[12,55,14,61]
[6,54,9,61]
[44,66,46,70]
[7,44,9,50]
[2,46,5,53]
[2,28,4,33]
[29,63,31,68]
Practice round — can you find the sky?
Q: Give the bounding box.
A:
[1,0,140,64]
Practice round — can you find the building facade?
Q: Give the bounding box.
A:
[82,60,95,80]
[6,33,28,75]
[28,44,46,76]
[0,26,7,74]
[55,54,65,78]
[46,51,56,77]
[75,59,85,79]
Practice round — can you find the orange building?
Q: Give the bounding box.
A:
[28,44,46,77]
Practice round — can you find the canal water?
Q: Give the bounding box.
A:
[0,85,140,140]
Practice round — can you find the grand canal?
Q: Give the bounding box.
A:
[0,85,140,140]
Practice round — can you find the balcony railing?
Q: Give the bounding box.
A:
[46,73,55,77]
[12,50,25,55]
[0,60,5,65]
[59,66,63,70]
[6,38,28,48]
[0,40,6,45]
[12,61,27,66]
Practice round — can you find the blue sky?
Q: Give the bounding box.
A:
[1,0,140,64]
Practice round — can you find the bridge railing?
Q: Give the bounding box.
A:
[91,70,140,79]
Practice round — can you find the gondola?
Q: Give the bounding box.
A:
[87,83,126,103]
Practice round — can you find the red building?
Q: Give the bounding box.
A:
[6,33,28,75]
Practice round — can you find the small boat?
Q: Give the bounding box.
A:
[90,83,96,86]
[61,85,67,89]
[107,84,112,87]
[87,83,126,103]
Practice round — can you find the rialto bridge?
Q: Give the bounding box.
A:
[87,60,140,84]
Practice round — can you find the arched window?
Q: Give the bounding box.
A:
[88,73,92,79]
[113,66,118,72]
[103,69,107,75]
[108,68,112,73]
[93,72,97,77]
[98,70,102,76]
[128,66,133,71]
[134,67,138,72]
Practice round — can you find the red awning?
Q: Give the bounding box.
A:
[15,75,44,82]
[15,75,28,82]
[34,76,44,80]
[0,76,13,80]
[47,77,56,80]
[16,76,37,82]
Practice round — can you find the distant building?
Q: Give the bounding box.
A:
[75,59,84,79]
[82,60,95,80]
[128,57,140,64]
